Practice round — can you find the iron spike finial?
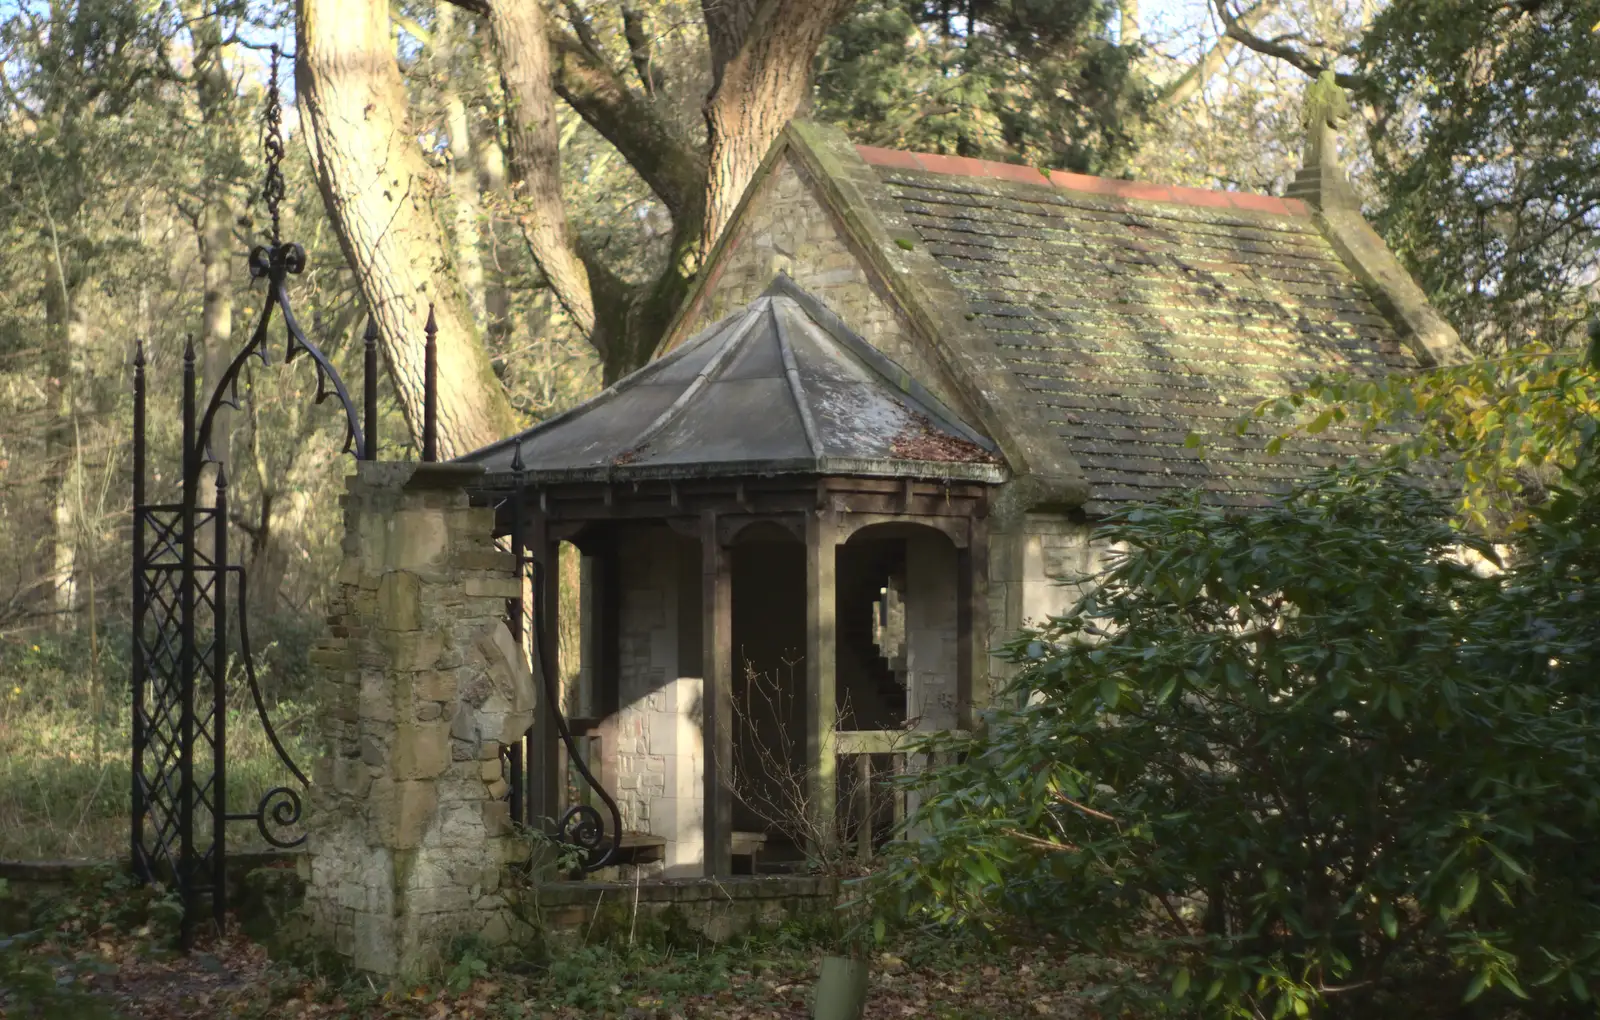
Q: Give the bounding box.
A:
[215,462,228,489]
[422,302,439,463]
[364,313,380,344]
[134,338,146,368]
[511,442,525,474]
[184,334,196,365]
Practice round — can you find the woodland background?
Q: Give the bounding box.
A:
[0,0,1596,860]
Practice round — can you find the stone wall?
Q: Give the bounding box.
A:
[610,526,705,877]
[302,463,534,977]
[675,156,980,427]
[905,532,959,730]
[986,513,1118,695]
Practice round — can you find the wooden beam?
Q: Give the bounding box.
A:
[529,523,562,830]
[701,511,734,877]
[963,516,990,727]
[805,508,840,859]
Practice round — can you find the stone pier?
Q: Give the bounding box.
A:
[301,462,534,977]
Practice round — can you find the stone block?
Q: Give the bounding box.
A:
[387,509,449,571]
[353,914,399,976]
[377,571,422,631]
[334,757,374,798]
[360,672,395,723]
[414,669,457,702]
[481,800,511,837]
[393,723,450,780]
[370,778,438,850]
[464,576,521,600]
[384,631,443,672]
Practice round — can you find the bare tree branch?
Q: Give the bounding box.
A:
[1209,0,1364,88]
[1152,0,1278,114]
[621,4,664,96]
[548,29,705,222]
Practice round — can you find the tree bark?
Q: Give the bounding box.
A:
[474,121,515,343]
[438,2,490,332]
[487,0,597,337]
[442,0,852,378]
[297,0,517,458]
[700,0,856,257]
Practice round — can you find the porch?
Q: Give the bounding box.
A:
[460,282,1002,878]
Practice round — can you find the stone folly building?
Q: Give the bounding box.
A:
[302,96,1465,974]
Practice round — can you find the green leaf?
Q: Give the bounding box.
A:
[1171,967,1191,999]
[1099,675,1119,708]
[1463,971,1491,1003]
[1568,971,1589,1002]
[1454,871,1480,915]
[1379,902,1398,939]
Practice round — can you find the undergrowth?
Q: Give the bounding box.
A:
[0,625,316,860]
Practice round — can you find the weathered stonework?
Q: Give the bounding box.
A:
[674,155,981,427]
[302,462,533,978]
[904,531,959,730]
[986,514,1119,695]
[610,526,705,877]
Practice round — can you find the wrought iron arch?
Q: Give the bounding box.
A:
[129,46,387,947]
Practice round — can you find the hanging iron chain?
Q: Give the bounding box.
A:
[262,45,286,246]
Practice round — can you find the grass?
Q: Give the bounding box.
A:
[0,631,315,861]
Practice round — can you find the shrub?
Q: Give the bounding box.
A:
[877,463,1600,1018]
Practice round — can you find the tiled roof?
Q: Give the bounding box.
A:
[464,277,1004,486]
[857,146,1421,513]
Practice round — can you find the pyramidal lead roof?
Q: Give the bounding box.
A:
[462,277,1004,485]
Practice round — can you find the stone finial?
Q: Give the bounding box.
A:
[1302,70,1351,172]
[1287,70,1359,211]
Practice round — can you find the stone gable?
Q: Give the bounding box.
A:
[672,155,980,427]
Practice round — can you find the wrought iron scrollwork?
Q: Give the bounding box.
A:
[252,787,308,850]
[531,555,623,874]
[501,445,623,873]
[130,43,373,946]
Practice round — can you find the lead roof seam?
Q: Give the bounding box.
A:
[456,311,735,466]
[771,299,824,460]
[614,302,766,462]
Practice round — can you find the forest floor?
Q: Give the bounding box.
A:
[3,900,1117,1019]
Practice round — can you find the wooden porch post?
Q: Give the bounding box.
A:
[957,514,989,729]
[805,505,839,857]
[701,512,734,876]
[529,525,562,829]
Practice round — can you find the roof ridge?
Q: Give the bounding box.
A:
[854,144,1309,218]
[767,276,998,454]
[613,302,766,464]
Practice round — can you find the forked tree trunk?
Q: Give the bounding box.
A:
[700,0,856,259]
[487,0,596,337]
[297,0,517,458]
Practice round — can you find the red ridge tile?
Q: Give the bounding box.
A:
[854,145,922,171]
[859,142,1310,218]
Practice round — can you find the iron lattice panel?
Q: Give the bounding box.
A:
[132,506,223,913]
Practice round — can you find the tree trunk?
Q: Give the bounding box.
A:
[700,0,855,257]
[486,0,596,337]
[297,0,517,458]
[475,123,515,344]
[437,2,490,332]
[43,254,87,622]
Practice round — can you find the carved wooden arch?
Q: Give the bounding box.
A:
[837,514,970,549]
[723,514,805,546]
